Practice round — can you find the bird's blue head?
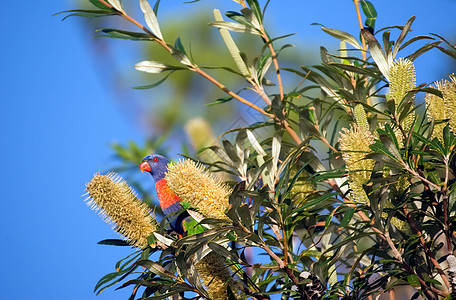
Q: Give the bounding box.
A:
[140,154,170,182]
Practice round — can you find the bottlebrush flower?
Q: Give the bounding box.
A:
[85,172,158,249]
[339,124,375,204]
[195,252,234,300]
[165,159,231,220]
[425,75,456,140]
[389,58,416,132]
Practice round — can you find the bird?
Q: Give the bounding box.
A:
[140,154,201,236]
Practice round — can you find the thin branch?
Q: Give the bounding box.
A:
[353,0,367,61]
[403,164,440,190]
[260,242,309,298]
[259,27,284,100]
[193,67,274,118]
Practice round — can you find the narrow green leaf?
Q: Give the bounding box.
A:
[340,207,356,228]
[89,0,114,9]
[407,274,421,287]
[171,40,194,67]
[435,45,456,60]
[209,21,261,35]
[139,0,163,40]
[399,35,435,52]
[135,60,184,73]
[225,11,253,27]
[321,27,362,50]
[361,29,389,80]
[360,1,377,18]
[407,41,442,61]
[133,72,173,89]
[360,0,377,31]
[206,96,234,106]
[97,28,151,41]
[137,260,178,280]
[106,0,123,11]
[97,239,130,246]
[213,9,251,77]
[245,0,263,23]
[55,9,115,21]
[392,16,416,60]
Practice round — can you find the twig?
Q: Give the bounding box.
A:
[260,242,309,297]
[192,68,274,118]
[389,288,395,300]
[404,164,440,190]
[353,0,367,61]
[443,157,451,252]
[259,27,284,100]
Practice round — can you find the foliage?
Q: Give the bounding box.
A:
[63,0,456,299]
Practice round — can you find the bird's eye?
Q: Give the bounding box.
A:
[153,157,159,162]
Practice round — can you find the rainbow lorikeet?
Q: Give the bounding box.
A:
[140,154,203,236]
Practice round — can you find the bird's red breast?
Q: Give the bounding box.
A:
[155,178,181,213]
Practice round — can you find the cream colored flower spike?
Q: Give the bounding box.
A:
[389,58,416,132]
[339,125,375,203]
[85,172,158,249]
[165,159,231,220]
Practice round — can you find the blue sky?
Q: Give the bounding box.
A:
[1,1,455,299]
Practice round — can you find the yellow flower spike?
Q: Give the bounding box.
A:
[382,202,411,235]
[290,166,316,202]
[85,173,158,249]
[165,160,231,220]
[425,75,456,140]
[425,81,447,141]
[185,118,217,153]
[443,75,456,133]
[339,125,375,204]
[388,58,416,132]
[196,252,235,300]
[354,104,369,132]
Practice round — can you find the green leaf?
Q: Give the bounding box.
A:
[171,39,194,67]
[135,60,184,73]
[392,16,415,61]
[206,96,234,106]
[399,35,436,52]
[328,63,385,81]
[407,41,442,61]
[213,9,251,77]
[245,0,262,20]
[360,1,377,31]
[89,0,114,9]
[360,1,377,18]
[340,207,356,228]
[407,274,421,287]
[106,0,123,11]
[362,29,389,80]
[435,45,456,60]
[226,11,254,27]
[207,243,240,264]
[136,260,178,280]
[133,72,173,89]
[139,0,163,39]
[321,27,362,50]
[54,9,115,21]
[97,28,152,41]
[97,239,130,246]
[209,21,261,35]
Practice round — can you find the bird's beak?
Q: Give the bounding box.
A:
[140,161,151,173]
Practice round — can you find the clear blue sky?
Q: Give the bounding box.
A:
[1,1,455,299]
